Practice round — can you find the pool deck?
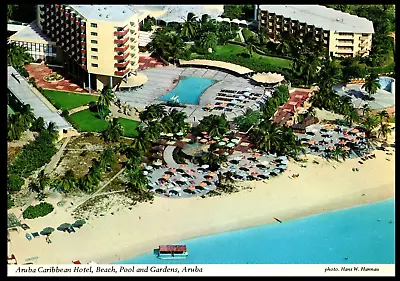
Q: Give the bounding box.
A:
[116,66,265,121]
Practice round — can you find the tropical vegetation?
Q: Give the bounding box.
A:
[41,90,98,111]
[197,114,230,137]
[7,104,35,141]
[102,118,124,142]
[7,42,32,77]
[97,85,115,119]
[23,202,54,219]
[362,72,381,99]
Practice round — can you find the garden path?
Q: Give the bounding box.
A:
[163,146,179,168]
[238,27,245,43]
[68,105,89,115]
[44,136,71,175]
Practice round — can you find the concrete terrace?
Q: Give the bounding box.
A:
[116,66,265,121]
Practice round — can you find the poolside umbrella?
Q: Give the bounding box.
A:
[204,135,211,139]
[176,132,184,136]
[188,185,195,191]
[72,220,86,228]
[344,146,350,151]
[186,169,194,174]
[223,152,230,156]
[208,171,216,177]
[226,143,235,148]
[213,136,221,140]
[146,166,154,170]
[218,141,226,146]
[199,181,208,187]
[231,138,240,144]
[166,133,174,137]
[200,139,208,143]
[180,164,187,169]
[153,161,163,166]
[201,131,208,135]
[201,164,209,169]
[162,174,170,179]
[222,137,229,142]
[40,227,55,236]
[57,223,71,232]
[206,103,212,107]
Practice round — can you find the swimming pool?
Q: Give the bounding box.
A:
[158,76,217,105]
[378,77,395,94]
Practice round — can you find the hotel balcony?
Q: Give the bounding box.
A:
[114,37,129,45]
[114,52,129,60]
[81,65,87,70]
[40,6,45,11]
[336,40,354,46]
[114,60,130,68]
[81,49,86,54]
[81,25,86,31]
[114,29,129,37]
[114,68,130,76]
[114,44,129,53]
[336,48,353,53]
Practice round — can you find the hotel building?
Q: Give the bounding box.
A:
[36,4,143,93]
[258,5,374,58]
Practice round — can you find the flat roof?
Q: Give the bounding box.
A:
[69,5,137,23]
[259,5,374,33]
[9,21,53,44]
[8,66,72,131]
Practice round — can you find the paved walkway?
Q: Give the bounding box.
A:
[163,146,179,168]
[68,105,89,115]
[25,64,87,93]
[44,136,71,174]
[30,85,58,113]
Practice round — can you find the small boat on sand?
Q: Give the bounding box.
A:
[157,245,188,259]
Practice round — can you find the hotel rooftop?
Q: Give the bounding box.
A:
[259,5,374,33]
[69,5,137,22]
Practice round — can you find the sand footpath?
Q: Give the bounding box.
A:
[8,139,395,265]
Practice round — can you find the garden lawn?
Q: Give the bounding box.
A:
[118,118,140,137]
[68,109,140,137]
[42,90,98,111]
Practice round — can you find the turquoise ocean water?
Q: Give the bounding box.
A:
[158,76,216,105]
[116,198,395,264]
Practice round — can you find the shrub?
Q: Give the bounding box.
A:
[8,173,24,193]
[30,117,46,132]
[20,68,29,77]
[23,202,54,219]
[8,194,14,209]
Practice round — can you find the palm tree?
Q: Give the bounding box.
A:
[46,121,59,141]
[344,108,360,127]
[20,104,35,127]
[199,32,218,51]
[378,123,392,141]
[126,169,150,194]
[377,110,389,126]
[97,86,115,118]
[245,36,258,57]
[198,114,230,137]
[139,104,167,124]
[7,42,33,70]
[332,146,346,162]
[102,118,124,142]
[55,169,76,193]
[131,130,149,157]
[36,170,50,192]
[201,151,225,171]
[361,104,371,117]
[181,12,198,41]
[166,109,189,134]
[361,114,379,139]
[362,72,381,99]
[251,122,282,154]
[99,147,117,170]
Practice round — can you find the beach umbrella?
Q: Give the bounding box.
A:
[180,164,187,169]
[328,146,334,151]
[344,146,350,151]
[222,137,229,142]
[146,166,154,170]
[199,181,208,187]
[186,169,194,174]
[226,143,235,148]
[142,171,149,176]
[212,136,221,140]
[200,139,208,143]
[162,174,170,179]
[201,164,209,169]
[40,227,55,236]
[206,103,212,107]
[218,141,226,146]
[188,185,195,191]
[231,138,240,144]
[166,133,174,137]
[72,219,86,228]
[57,223,71,231]
[153,161,163,166]
[204,135,211,139]
[176,132,184,136]
[201,131,208,135]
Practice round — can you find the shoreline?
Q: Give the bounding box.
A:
[8,145,395,265]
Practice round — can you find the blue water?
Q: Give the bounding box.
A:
[378,77,394,93]
[116,199,395,264]
[158,76,216,105]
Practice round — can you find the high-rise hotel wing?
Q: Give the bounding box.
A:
[258,5,374,58]
[37,4,143,92]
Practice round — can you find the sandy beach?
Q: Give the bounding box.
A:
[8,136,395,264]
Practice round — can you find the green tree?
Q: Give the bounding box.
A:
[198,114,230,138]
[344,108,360,127]
[46,121,59,141]
[148,29,186,63]
[332,146,347,162]
[233,108,261,132]
[378,123,392,141]
[55,169,76,193]
[181,12,199,41]
[102,118,124,142]
[139,104,167,124]
[131,129,149,157]
[199,32,218,51]
[7,42,33,75]
[30,116,46,132]
[97,85,115,119]
[361,114,379,139]
[376,110,389,126]
[362,72,381,99]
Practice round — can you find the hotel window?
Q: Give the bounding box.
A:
[91,55,98,60]
[91,23,97,28]
[91,63,98,67]
[91,32,98,36]
[91,40,98,44]
[91,47,98,52]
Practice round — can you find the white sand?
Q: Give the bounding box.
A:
[8,139,395,265]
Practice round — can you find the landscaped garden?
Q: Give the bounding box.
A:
[67,108,140,137]
[41,90,98,111]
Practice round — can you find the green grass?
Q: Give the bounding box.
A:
[68,109,140,137]
[118,118,140,137]
[42,90,98,111]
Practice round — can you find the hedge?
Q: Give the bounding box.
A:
[23,202,54,219]
[8,173,25,193]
